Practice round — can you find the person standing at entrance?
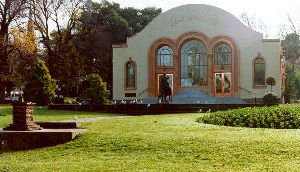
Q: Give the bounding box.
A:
[160,73,169,102]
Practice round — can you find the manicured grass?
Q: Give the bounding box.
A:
[0,109,299,171]
[0,105,119,128]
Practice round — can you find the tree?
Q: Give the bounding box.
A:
[266,77,276,91]
[24,58,57,105]
[279,15,299,38]
[0,0,28,103]
[30,0,84,96]
[240,12,269,38]
[8,20,38,88]
[75,0,161,92]
[80,74,109,105]
[48,29,84,97]
[119,7,162,36]
[283,62,299,103]
[281,33,300,75]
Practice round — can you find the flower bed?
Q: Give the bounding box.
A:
[197,105,300,129]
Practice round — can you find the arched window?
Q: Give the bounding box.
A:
[253,58,265,86]
[125,61,136,88]
[181,40,207,86]
[214,43,231,65]
[157,46,173,66]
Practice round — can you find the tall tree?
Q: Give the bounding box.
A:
[0,0,28,103]
[281,33,300,75]
[240,12,269,38]
[119,7,162,36]
[9,24,38,88]
[30,0,84,96]
[49,29,84,96]
[75,0,161,92]
[24,58,56,105]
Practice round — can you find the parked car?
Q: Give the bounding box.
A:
[5,91,23,102]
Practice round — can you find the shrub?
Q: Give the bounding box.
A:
[63,97,78,104]
[197,105,300,129]
[24,59,57,105]
[263,92,278,104]
[80,74,110,105]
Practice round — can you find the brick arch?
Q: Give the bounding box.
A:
[148,38,176,98]
[175,31,211,93]
[210,35,238,52]
[210,35,239,96]
[175,31,210,53]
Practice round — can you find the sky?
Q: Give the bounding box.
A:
[95,0,300,38]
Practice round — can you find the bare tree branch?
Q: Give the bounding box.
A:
[287,15,298,34]
[240,12,269,38]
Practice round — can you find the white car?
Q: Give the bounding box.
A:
[5,91,23,102]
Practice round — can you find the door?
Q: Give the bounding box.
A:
[157,74,173,96]
[215,73,231,96]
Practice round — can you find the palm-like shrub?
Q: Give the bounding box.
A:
[24,59,57,105]
[80,74,110,105]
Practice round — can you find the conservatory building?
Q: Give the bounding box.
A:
[112,4,282,103]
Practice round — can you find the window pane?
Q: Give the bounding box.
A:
[224,74,231,93]
[157,46,173,66]
[216,74,222,93]
[254,58,265,85]
[127,62,135,87]
[180,40,207,86]
[157,55,161,66]
[214,44,231,65]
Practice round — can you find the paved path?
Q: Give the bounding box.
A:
[58,116,134,123]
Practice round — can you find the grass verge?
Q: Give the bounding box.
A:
[0,105,119,128]
[0,110,299,171]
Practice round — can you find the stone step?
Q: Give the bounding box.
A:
[142,90,246,104]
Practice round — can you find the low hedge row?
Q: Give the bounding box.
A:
[197,105,300,129]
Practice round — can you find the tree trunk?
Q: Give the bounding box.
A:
[271,85,273,91]
[292,62,295,75]
[0,81,5,103]
[0,23,9,103]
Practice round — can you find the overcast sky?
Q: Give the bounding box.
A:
[94,0,300,38]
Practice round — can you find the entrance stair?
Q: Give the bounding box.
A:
[142,90,245,104]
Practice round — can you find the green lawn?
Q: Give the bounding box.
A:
[0,105,118,129]
[0,106,299,171]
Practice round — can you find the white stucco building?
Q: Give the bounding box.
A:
[113,4,282,103]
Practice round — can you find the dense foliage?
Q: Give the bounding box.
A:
[281,33,300,102]
[0,0,161,101]
[284,62,300,103]
[74,0,162,94]
[80,74,110,105]
[263,92,278,104]
[197,106,300,129]
[24,59,57,105]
